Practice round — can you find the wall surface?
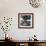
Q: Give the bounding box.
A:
[0,0,46,40]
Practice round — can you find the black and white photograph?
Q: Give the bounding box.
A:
[18,13,34,28]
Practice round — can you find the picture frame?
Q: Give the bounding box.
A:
[18,13,34,29]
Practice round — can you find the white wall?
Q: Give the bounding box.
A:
[0,0,46,40]
[44,16,46,40]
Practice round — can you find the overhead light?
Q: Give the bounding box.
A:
[29,0,45,8]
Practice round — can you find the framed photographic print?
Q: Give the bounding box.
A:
[18,13,34,28]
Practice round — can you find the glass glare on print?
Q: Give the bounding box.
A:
[18,13,34,28]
